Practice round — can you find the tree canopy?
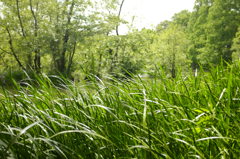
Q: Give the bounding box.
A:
[0,0,239,82]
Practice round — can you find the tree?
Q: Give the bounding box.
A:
[172,10,191,28]
[156,20,171,33]
[189,0,240,67]
[151,24,190,78]
[0,0,56,72]
[206,0,240,63]
[188,0,212,68]
[0,0,116,76]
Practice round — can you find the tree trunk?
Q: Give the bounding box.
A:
[66,40,76,76]
[171,52,176,78]
[171,38,176,78]
[6,27,26,71]
[16,0,32,69]
[58,0,75,74]
[110,0,126,74]
[30,0,41,73]
[116,0,125,36]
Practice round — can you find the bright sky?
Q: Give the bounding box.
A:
[120,0,195,34]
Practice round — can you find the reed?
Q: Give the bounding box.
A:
[0,63,240,158]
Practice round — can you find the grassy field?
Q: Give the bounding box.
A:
[0,63,240,159]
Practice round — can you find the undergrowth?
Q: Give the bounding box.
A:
[0,63,240,158]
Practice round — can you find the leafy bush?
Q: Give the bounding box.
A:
[111,56,144,79]
[0,70,29,86]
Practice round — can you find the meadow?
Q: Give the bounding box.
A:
[0,63,240,159]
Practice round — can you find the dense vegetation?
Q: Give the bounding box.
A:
[0,0,239,80]
[1,63,240,158]
[0,0,240,158]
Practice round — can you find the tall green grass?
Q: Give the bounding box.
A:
[0,63,240,158]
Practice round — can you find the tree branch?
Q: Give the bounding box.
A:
[29,0,41,72]
[116,0,125,36]
[6,27,26,71]
[16,0,27,37]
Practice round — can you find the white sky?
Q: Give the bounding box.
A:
[120,0,195,34]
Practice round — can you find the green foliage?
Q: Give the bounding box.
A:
[156,20,171,32]
[0,71,25,86]
[189,0,240,67]
[113,56,144,78]
[232,27,240,61]
[1,1,240,157]
[0,62,240,158]
[0,0,123,76]
[151,24,190,77]
[0,0,239,81]
[172,10,191,28]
